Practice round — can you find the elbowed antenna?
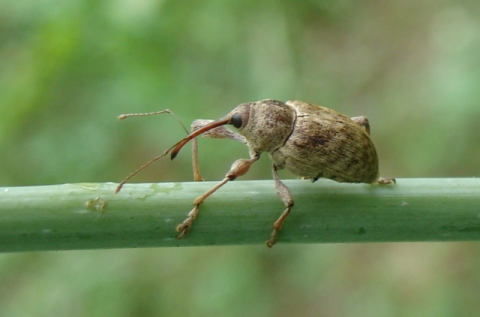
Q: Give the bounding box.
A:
[117,109,189,134]
[116,115,231,194]
[115,109,190,194]
[114,145,176,193]
[170,117,231,159]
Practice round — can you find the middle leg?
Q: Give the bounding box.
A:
[266,165,294,247]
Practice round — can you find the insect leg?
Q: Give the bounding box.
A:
[373,177,396,185]
[177,154,259,239]
[191,137,203,181]
[350,116,370,135]
[115,109,191,193]
[191,119,248,181]
[349,117,396,185]
[266,165,294,247]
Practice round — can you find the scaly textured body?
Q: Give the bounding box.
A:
[271,100,379,183]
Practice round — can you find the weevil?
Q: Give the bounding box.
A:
[115,99,395,247]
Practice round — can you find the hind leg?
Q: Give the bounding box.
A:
[350,116,370,135]
[350,117,395,185]
[374,177,396,185]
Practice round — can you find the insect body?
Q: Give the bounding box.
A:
[116,100,395,247]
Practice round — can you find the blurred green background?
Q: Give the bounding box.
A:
[1,0,480,316]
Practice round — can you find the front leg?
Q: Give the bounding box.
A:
[177,154,260,239]
[191,119,248,181]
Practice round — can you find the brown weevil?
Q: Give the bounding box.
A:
[116,99,395,247]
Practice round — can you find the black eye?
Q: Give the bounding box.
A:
[231,113,243,128]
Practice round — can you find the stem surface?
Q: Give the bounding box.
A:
[0,178,479,252]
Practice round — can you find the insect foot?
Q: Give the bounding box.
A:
[374,177,396,185]
[116,99,395,247]
[266,165,294,247]
[176,156,259,239]
[176,205,199,238]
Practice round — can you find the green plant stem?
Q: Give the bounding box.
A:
[0,179,479,252]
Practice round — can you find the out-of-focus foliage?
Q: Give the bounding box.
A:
[1,1,479,316]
